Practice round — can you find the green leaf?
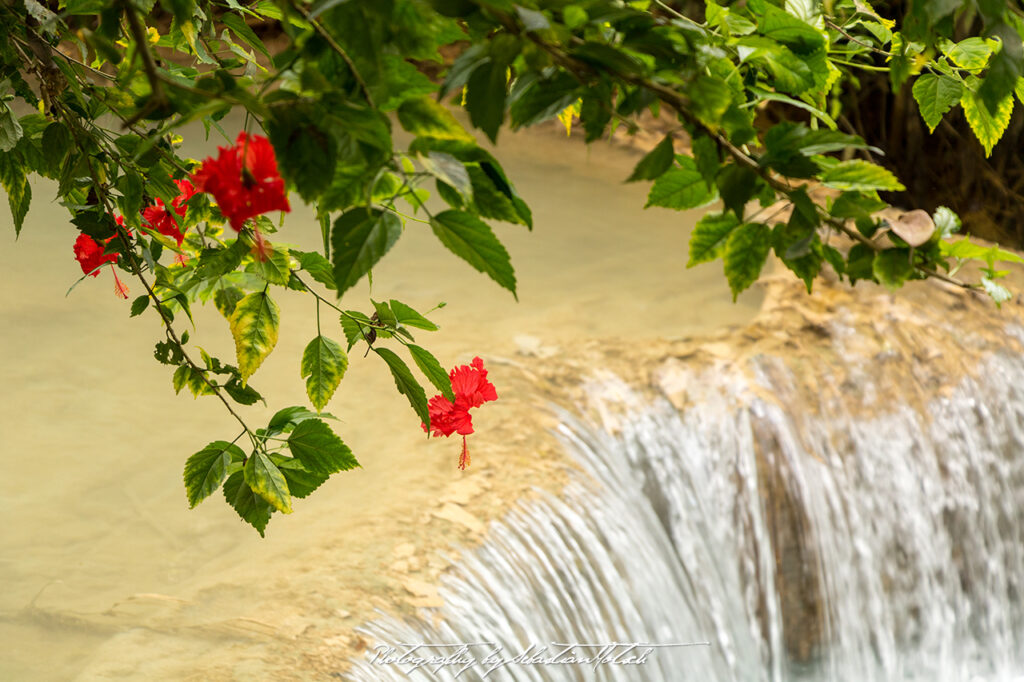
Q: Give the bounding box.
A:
[691,134,721,186]
[266,108,337,202]
[946,37,992,70]
[689,212,740,267]
[508,72,579,129]
[912,74,963,133]
[198,240,247,279]
[389,299,438,330]
[130,295,149,317]
[429,210,517,296]
[223,471,273,537]
[224,377,264,406]
[287,418,359,474]
[716,164,762,218]
[820,160,905,192]
[407,344,454,401]
[467,165,525,225]
[830,191,888,220]
[0,102,24,152]
[626,135,675,182]
[301,335,348,412]
[374,347,430,427]
[688,75,733,129]
[244,450,292,514]
[184,440,245,508]
[961,81,1014,157]
[0,156,30,236]
[873,249,914,290]
[420,151,472,200]
[646,156,717,210]
[466,59,509,143]
[220,12,271,58]
[292,250,336,290]
[229,291,280,384]
[398,97,474,141]
[267,406,327,435]
[331,208,402,296]
[759,5,825,54]
[340,311,372,350]
[723,222,772,301]
[273,457,329,499]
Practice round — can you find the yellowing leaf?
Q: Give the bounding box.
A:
[961,79,1014,157]
[229,291,280,384]
[244,451,292,514]
[301,335,347,412]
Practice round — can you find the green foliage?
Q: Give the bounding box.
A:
[2,0,1020,535]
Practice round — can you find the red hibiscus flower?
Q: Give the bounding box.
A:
[190,132,290,232]
[142,178,198,247]
[73,224,130,299]
[73,232,118,277]
[422,357,498,470]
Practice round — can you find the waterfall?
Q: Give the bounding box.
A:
[345,346,1024,681]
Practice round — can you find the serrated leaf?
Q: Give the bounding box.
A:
[429,210,516,296]
[273,457,330,499]
[688,212,740,266]
[287,418,359,474]
[397,97,474,141]
[130,295,149,317]
[267,406,326,435]
[820,160,905,191]
[389,299,438,330]
[467,165,526,226]
[374,347,430,427]
[873,249,914,290]
[292,250,336,290]
[331,208,402,296]
[723,222,772,300]
[961,81,1014,157]
[465,59,509,143]
[184,440,245,508]
[912,74,963,133]
[220,12,271,58]
[223,471,272,536]
[301,335,348,412]
[407,344,455,401]
[946,37,991,70]
[626,135,675,182]
[645,156,717,210]
[0,102,23,152]
[229,291,280,384]
[244,450,292,513]
[172,365,189,395]
[760,5,825,54]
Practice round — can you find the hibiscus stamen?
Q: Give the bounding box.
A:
[110,265,130,299]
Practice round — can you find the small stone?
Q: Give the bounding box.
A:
[431,503,485,534]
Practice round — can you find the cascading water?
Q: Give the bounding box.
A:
[346,344,1024,681]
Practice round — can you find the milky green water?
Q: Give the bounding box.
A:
[0,125,760,680]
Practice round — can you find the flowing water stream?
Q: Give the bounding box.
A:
[347,352,1024,681]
